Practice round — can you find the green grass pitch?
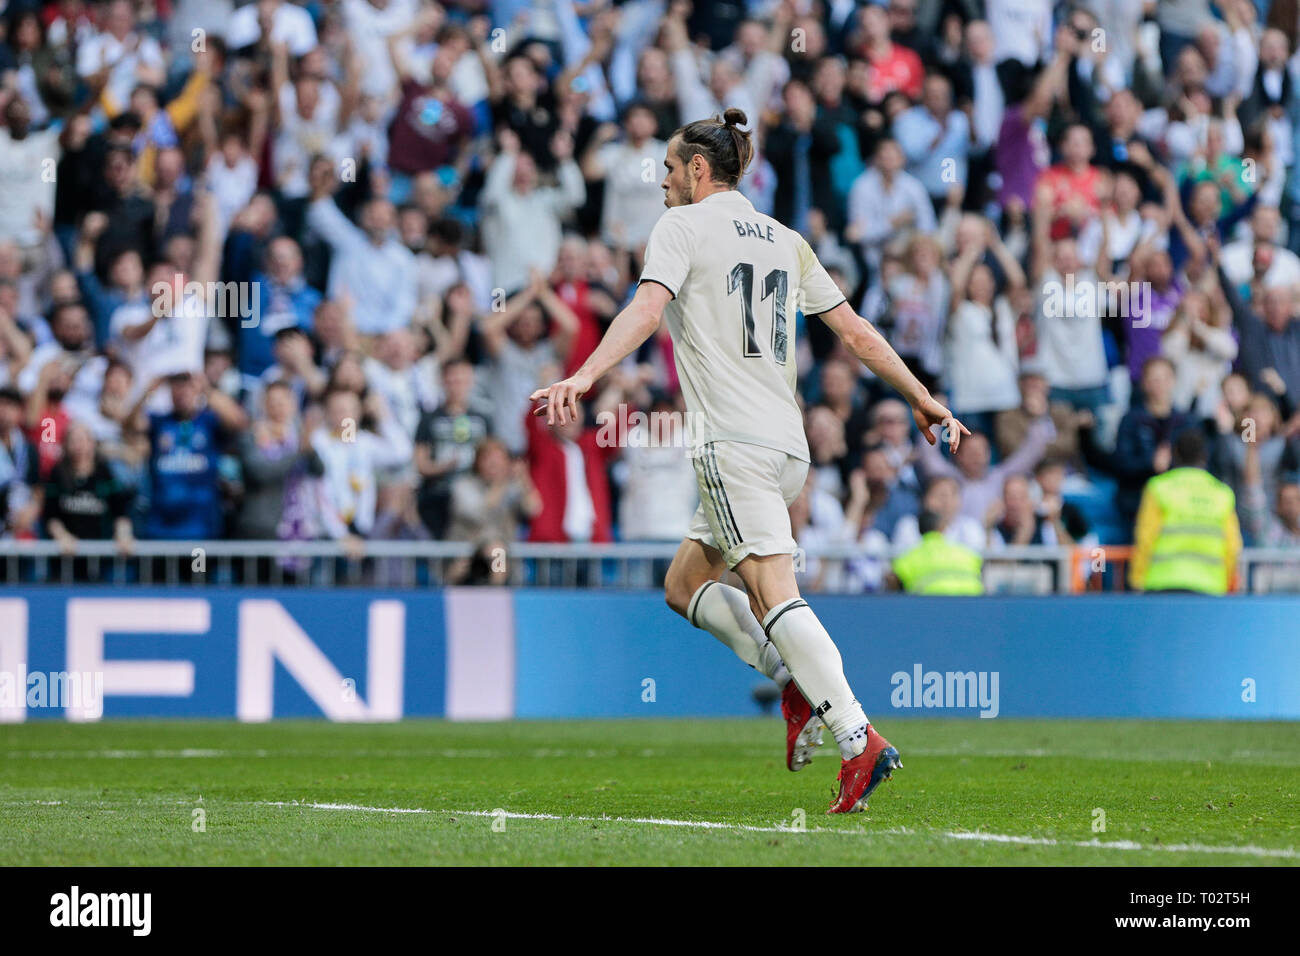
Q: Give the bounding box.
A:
[1,718,1297,866]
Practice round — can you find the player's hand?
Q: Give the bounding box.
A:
[913,396,968,453]
[530,372,593,426]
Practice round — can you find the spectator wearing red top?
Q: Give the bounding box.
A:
[551,237,619,378]
[854,4,923,103]
[1034,124,1105,238]
[525,409,613,544]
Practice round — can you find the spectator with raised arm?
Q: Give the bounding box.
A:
[134,371,248,541]
[480,126,586,295]
[305,158,418,337]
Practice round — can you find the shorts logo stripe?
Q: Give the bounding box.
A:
[696,451,733,550]
[706,445,744,547]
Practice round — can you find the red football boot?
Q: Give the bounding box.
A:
[781,680,823,772]
[827,725,902,813]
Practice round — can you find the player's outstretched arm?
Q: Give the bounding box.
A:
[529,280,673,426]
[817,301,969,452]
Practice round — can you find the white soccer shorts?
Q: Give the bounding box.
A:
[686,440,809,569]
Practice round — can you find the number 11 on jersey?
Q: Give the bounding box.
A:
[727,263,789,365]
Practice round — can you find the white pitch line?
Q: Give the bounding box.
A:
[257,801,1300,859]
[8,746,1299,765]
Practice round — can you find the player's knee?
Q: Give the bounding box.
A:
[664,570,693,618]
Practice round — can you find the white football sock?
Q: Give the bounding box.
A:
[762,598,869,759]
[687,581,790,685]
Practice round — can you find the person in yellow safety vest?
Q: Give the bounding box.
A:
[1130,430,1242,594]
[891,511,985,594]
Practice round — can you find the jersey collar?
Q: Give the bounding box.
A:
[698,190,748,206]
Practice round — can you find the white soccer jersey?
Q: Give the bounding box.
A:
[639,190,845,462]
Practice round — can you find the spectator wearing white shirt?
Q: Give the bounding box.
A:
[719,18,791,113]
[609,387,698,542]
[1032,234,1112,412]
[883,234,948,392]
[306,164,417,337]
[225,0,319,57]
[659,7,762,201]
[966,23,1005,152]
[480,127,586,295]
[0,98,60,248]
[1220,205,1300,290]
[661,12,760,140]
[362,328,439,440]
[16,301,107,426]
[790,469,855,593]
[74,0,165,115]
[313,387,414,540]
[986,0,1053,69]
[112,261,212,415]
[1241,472,1300,549]
[582,103,668,252]
[945,220,1026,422]
[270,45,352,201]
[416,219,493,313]
[110,191,222,412]
[342,0,420,99]
[846,139,935,279]
[1162,289,1238,416]
[1077,169,1152,270]
[205,132,260,237]
[1194,16,1250,101]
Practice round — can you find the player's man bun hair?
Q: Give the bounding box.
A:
[673,109,754,188]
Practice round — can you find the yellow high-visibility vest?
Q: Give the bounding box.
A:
[892,531,984,595]
[1137,468,1237,594]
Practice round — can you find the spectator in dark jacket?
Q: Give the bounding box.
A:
[766,79,842,235]
[91,145,156,281]
[1227,282,1300,408]
[1085,356,1197,535]
[414,358,492,538]
[43,421,134,579]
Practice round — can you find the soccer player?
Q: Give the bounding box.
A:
[530,109,968,813]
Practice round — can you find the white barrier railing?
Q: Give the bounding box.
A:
[0,541,1295,593]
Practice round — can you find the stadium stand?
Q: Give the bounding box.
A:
[0,0,1298,593]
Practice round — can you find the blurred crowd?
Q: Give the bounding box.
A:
[2,0,1300,588]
